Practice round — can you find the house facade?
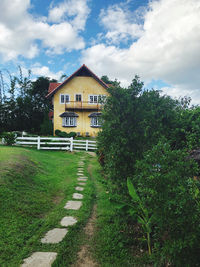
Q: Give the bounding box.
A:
[46,64,109,137]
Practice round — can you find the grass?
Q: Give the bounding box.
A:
[0,146,150,266]
[0,146,95,266]
[89,157,151,267]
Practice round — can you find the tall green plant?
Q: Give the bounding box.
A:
[127,178,152,255]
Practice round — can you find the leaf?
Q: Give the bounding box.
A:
[127,178,140,203]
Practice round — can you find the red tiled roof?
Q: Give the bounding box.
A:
[48,83,61,93]
[46,64,108,98]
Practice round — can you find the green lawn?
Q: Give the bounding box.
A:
[0,146,145,266]
[0,146,94,266]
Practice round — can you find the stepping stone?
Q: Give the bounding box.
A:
[64,200,82,210]
[76,186,84,191]
[78,182,86,186]
[73,193,83,199]
[77,178,87,181]
[21,252,57,267]
[77,173,84,176]
[60,216,77,227]
[78,170,84,172]
[41,228,68,244]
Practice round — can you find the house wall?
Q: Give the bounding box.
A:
[53,76,109,137]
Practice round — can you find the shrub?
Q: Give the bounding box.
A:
[55,129,61,136]
[131,141,200,266]
[59,131,68,138]
[68,132,76,138]
[3,132,16,146]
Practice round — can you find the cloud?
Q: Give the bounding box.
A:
[99,3,144,44]
[31,65,63,80]
[0,0,89,60]
[48,0,90,31]
[82,0,200,103]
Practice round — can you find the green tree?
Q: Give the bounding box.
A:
[98,76,179,192]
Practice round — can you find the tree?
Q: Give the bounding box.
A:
[97,76,180,192]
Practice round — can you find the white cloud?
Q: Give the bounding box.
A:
[31,65,63,80]
[48,0,90,31]
[82,0,200,103]
[99,4,144,44]
[0,0,89,60]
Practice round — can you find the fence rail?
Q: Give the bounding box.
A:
[15,136,97,151]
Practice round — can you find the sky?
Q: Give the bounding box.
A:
[0,0,200,104]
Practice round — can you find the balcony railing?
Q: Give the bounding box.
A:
[65,101,103,111]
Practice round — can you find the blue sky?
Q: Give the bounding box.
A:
[0,0,200,103]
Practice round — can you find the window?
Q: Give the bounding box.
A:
[89,95,106,104]
[62,117,76,127]
[60,94,70,104]
[75,94,82,102]
[90,114,102,127]
[91,117,101,127]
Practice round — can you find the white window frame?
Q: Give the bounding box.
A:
[62,117,77,127]
[60,94,70,104]
[74,93,82,102]
[88,94,106,104]
[90,117,102,127]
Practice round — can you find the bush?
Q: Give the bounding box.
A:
[131,141,200,266]
[59,131,68,138]
[55,129,61,136]
[68,132,76,138]
[3,132,16,146]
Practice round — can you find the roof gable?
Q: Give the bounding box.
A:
[46,64,108,98]
[48,83,61,93]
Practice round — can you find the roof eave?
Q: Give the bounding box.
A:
[46,64,109,98]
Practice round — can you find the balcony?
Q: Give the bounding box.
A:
[65,101,103,111]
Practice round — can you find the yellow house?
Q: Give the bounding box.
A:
[46,64,109,137]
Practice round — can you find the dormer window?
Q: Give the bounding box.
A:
[89,113,102,127]
[60,112,78,127]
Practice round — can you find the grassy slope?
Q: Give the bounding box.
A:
[0,146,87,266]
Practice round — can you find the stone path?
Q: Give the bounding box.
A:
[60,216,77,227]
[22,252,57,267]
[41,228,68,244]
[21,156,87,267]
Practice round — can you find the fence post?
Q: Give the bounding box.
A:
[86,140,89,151]
[37,136,40,150]
[70,137,73,152]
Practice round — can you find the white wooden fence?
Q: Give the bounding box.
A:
[15,136,97,151]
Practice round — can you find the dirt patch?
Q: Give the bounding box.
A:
[52,193,64,205]
[72,205,98,267]
[87,152,96,157]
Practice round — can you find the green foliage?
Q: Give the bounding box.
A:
[98,76,179,192]
[55,129,61,136]
[59,131,68,137]
[68,131,76,138]
[0,67,57,133]
[2,132,16,145]
[55,130,76,138]
[97,75,200,265]
[40,112,53,135]
[131,142,200,266]
[127,178,152,255]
